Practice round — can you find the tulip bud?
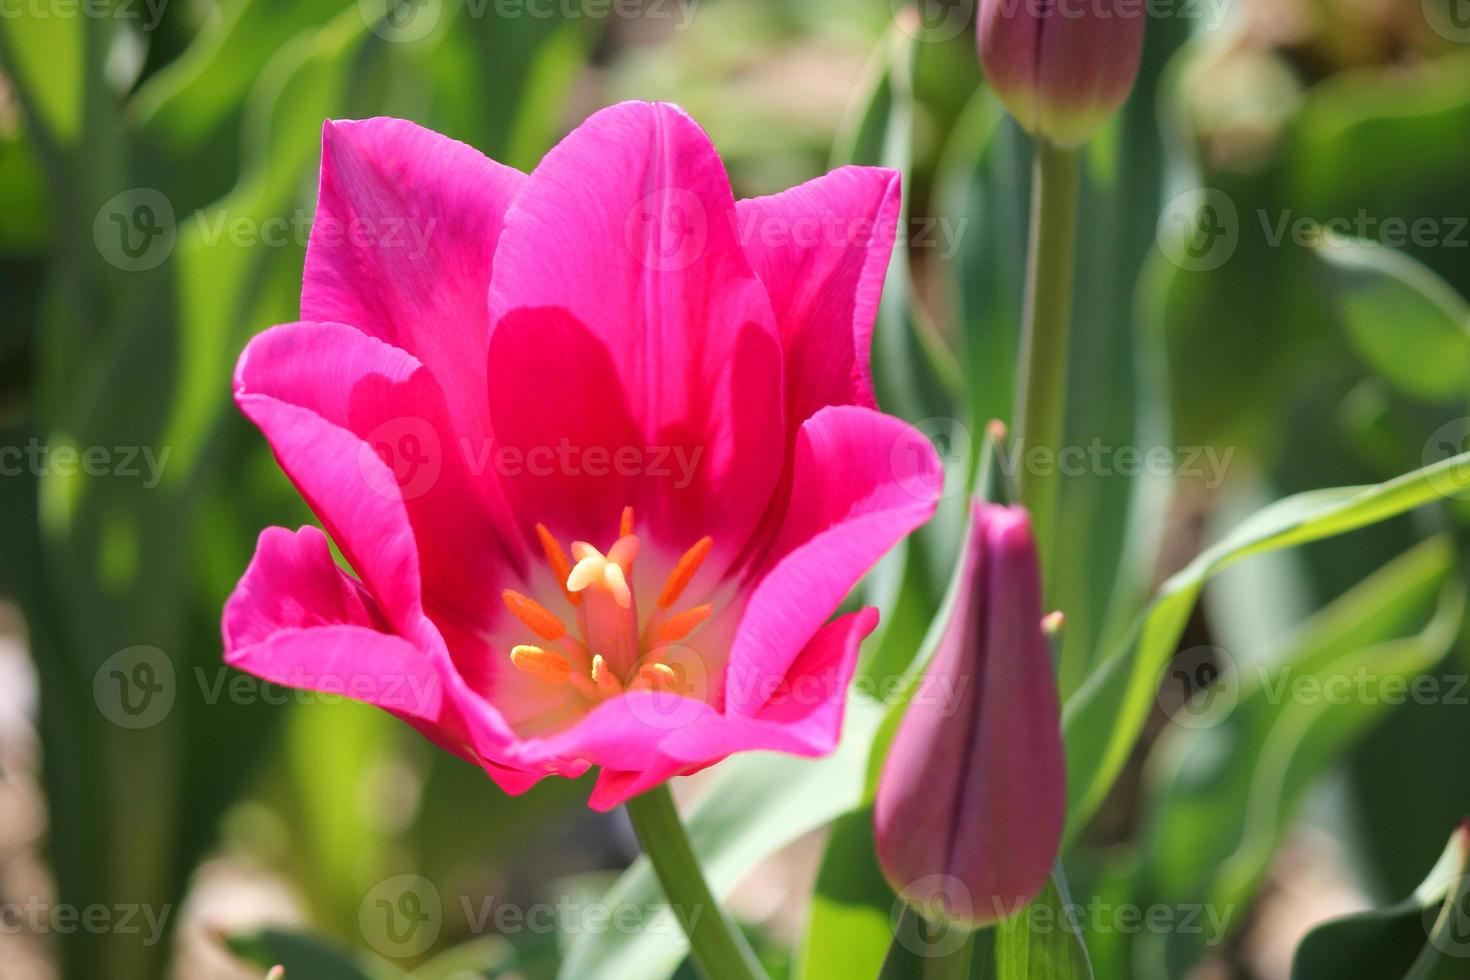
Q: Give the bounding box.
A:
[873,502,1065,928]
[977,0,1147,148]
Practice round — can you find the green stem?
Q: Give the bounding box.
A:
[625,785,767,980]
[1013,138,1081,578]
[923,930,975,980]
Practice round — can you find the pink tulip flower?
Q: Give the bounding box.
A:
[222,102,942,810]
[874,502,1065,927]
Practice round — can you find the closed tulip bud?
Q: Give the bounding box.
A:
[978,0,1147,148]
[873,502,1065,928]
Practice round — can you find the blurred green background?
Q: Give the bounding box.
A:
[5,0,1470,978]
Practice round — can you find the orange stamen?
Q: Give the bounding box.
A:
[502,590,567,640]
[659,604,713,643]
[658,536,712,608]
[510,644,570,684]
[535,523,580,605]
[620,505,635,538]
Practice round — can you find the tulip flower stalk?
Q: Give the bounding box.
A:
[978,0,1146,572]
[626,786,767,980]
[1013,139,1079,573]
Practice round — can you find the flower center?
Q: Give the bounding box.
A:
[503,506,714,703]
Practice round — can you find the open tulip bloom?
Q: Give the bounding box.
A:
[222,101,943,813]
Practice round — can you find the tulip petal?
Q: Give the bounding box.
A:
[236,321,518,633]
[305,117,524,452]
[735,166,900,423]
[487,101,785,569]
[723,407,941,717]
[225,526,541,794]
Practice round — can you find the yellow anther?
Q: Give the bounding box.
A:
[639,662,679,689]
[659,604,713,643]
[592,654,625,698]
[510,645,570,685]
[502,590,568,640]
[658,536,712,608]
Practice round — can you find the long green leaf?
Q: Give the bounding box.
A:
[1063,450,1470,837]
[1132,536,1463,974]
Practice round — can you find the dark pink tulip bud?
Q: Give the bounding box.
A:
[874,502,1066,927]
[978,0,1147,148]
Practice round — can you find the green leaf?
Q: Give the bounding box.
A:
[1316,237,1470,402]
[1291,823,1470,980]
[1133,535,1463,972]
[980,873,1095,980]
[557,701,885,980]
[225,927,408,980]
[1063,450,1470,838]
[795,807,897,980]
[412,936,519,979]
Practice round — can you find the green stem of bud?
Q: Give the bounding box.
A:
[1013,138,1080,582]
